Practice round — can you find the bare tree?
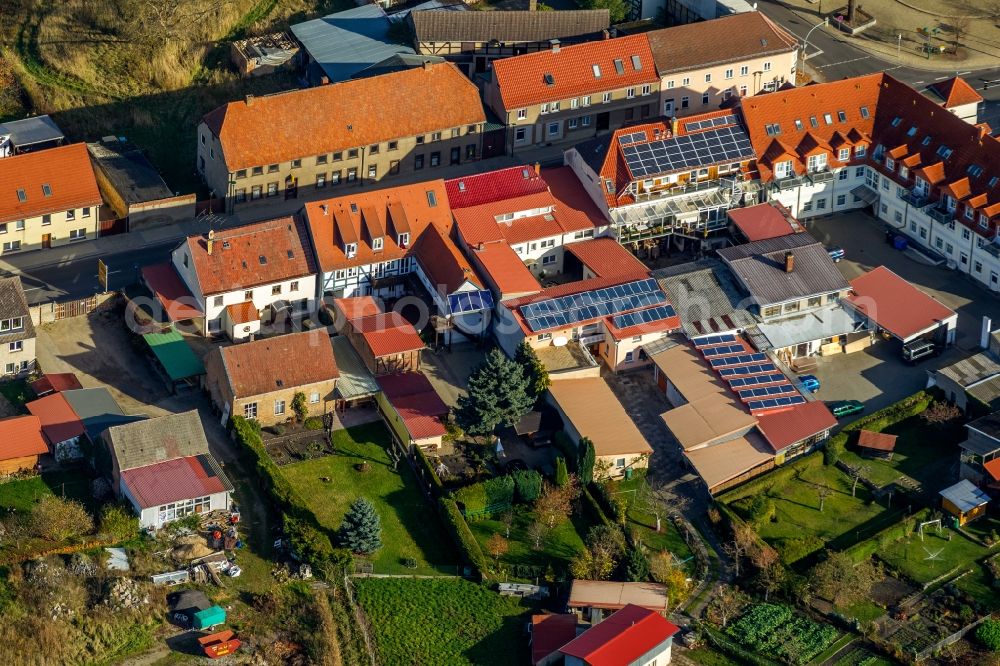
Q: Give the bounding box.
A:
[950,15,972,53]
[500,510,514,539]
[527,521,548,550]
[751,545,783,602]
[921,401,962,427]
[723,522,759,577]
[637,481,690,533]
[817,485,832,512]
[849,465,870,498]
[706,585,750,628]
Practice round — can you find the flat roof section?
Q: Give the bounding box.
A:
[684,433,774,491]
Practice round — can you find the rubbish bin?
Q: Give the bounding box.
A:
[893,236,909,251]
[624,468,633,480]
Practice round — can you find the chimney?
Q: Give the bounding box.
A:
[320,75,330,85]
[534,162,541,175]
[245,94,254,106]
[982,315,993,349]
[670,116,679,136]
[784,251,795,273]
[601,29,610,40]
[550,39,561,53]
[321,204,329,215]
[423,59,433,70]
[207,229,215,256]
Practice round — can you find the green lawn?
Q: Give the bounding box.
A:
[0,378,31,414]
[684,647,746,666]
[469,504,589,577]
[280,422,455,575]
[876,519,1000,584]
[840,600,885,624]
[0,470,94,512]
[837,415,960,490]
[608,473,694,566]
[730,463,900,564]
[354,577,534,666]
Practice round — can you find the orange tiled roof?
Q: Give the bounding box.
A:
[411,224,482,294]
[350,312,425,357]
[454,187,598,248]
[333,296,382,321]
[472,242,541,298]
[225,301,259,325]
[926,77,983,109]
[565,237,647,278]
[0,143,101,224]
[184,217,316,295]
[491,33,658,110]
[303,180,453,273]
[203,63,486,171]
[0,415,48,460]
[218,330,338,398]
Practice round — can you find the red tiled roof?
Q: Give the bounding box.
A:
[376,372,449,440]
[472,243,541,298]
[225,301,258,325]
[445,165,548,209]
[755,401,837,452]
[0,143,102,225]
[27,393,86,445]
[984,457,1000,482]
[411,224,482,294]
[542,165,609,229]
[927,77,983,108]
[333,296,382,321]
[350,312,425,357]
[530,614,577,666]
[203,63,485,171]
[184,217,316,295]
[141,263,204,322]
[0,415,48,460]
[728,203,800,241]
[846,266,956,340]
[566,237,647,278]
[491,33,658,110]
[303,180,453,272]
[120,454,231,509]
[218,330,338,398]
[560,604,679,666]
[858,429,898,452]
[29,373,82,397]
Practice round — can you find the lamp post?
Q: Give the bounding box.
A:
[799,18,829,81]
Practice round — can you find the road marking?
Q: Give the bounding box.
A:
[934,75,948,80]
[815,55,871,68]
[957,71,972,75]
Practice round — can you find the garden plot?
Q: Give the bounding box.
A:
[722,602,840,665]
[876,518,1000,585]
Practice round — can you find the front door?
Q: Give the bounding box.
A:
[42,234,51,249]
[597,112,610,131]
[284,176,298,200]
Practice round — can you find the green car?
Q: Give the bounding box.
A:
[828,400,865,418]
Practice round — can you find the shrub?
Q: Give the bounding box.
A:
[746,495,775,525]
[303,416,324,431]
[775,535,826,564]
[512,469,542,503]
[455,476,515,519]
[578,437,596,485]
[554,457,569,487]
[414,445,444,495]
[977,618,1000,652]
[338,498,382,555]
[292,392,309,422]
[31,496,93,542]
[439,497,490,578]
[554,431,577,470]
[581,486,611,526]
[98,504,140,543]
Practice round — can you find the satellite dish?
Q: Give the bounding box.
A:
[553,336,568,347]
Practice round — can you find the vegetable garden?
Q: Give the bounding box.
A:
[724,603,840,665]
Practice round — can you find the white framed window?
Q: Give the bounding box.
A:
[682,77,690,85]
[704,73,712,82]
[740,65,748,76]
[616,457,626,468]
[774,160,793,179]
[725,68,733,79]
[244,402,257,419]
[838,148,850,161]
[398,232,410,247]
[626,88,635,99]
[582,95,591,106]
[3,241,23,253]
[602,92,612,103]
[701,93,709,105]
[542,254,556,265]
[345,242,357,257]
[9,341,22,353]
[310,392,320,404]
[274,400,286,416]
[540,103,549,114]
[373,237,383,251]
[517,109,527,120]
[581,116,591,127]
[854,144,867,158]
[570,98,578,109]
[807,153,827,173]
[65,210,75,221]
[763,61,772,71]
[666,80,674,89]
[641,84,651,96]
[568,118,579,129]
[739,85,747,96]
[69,228,87,241]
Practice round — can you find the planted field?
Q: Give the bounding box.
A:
[837,415,959,489]
[877,518,1000,585]
[354,578,532,666]
[280,423,455,574]
[725,603,840,665]
[727,463,899,564]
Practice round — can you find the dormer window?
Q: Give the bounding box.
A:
[944,196,956,213]
[965,205,974,220]
[774,160,793,179]
[855,144,867,158]
[838,147,850,161]
[398,233,410,248]
[885,157,895,171]
[373,237,383,251]
[345,242,357,258]
[899,166,909,178]
[914,177,929,196]
[980,213,990,229]
[807,153,827,173]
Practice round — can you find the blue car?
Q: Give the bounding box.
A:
[799,374,820,393]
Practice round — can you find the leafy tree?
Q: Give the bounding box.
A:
[976,618,1000,652]
[486,533,509,564]
[577,437,596,485]
[338,498,382,554]
[578,0,630,22]
[811,551,880,607]
[31,496,93,542]
[535,478,577,528]
[650,552,692,606]
[455,349,534,438]
[512,469,543,503]
[554,457,569,487]
[625,546,650,582]
[706,584,749,628]
[291,392,309,422]
[571,525,626,580]
[515,341,551,402]
[99,504,139,542]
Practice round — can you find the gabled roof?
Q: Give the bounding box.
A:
[755,400,836,452]
[216,330,338,398]
[0,415,48,460]
[940,478,990,513]
[531,614,578,666]
[565,237,648,279]
[376,372,449,439]
[728,202,801,241]
[547,378,654,457]
[567,580,667,611]
[846,266,956,340]
[472,242,541,298]
[410,9,609,43]
[0,276,35,345]
[411,224,482,294]
[925,77,983,109]
[121,454,232,508]
[303,180,453,272]
[0,143,101,225]
[350,312,425,357]
[27,393,86,445]
[0,115,63,148]
[30,373,83,397]
[445,165,549,209]
[560,604,679,666]
[491,33,658,110]
[183,217,316,295]
[646,12,797,75]
[61,387,136,443]
[203,62,485,171]
[104,410,210,472]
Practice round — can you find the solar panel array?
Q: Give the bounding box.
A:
[611,304,676,330]
[709,353,768,369]
[737,384,796,400]
[692,333,737,348]
[621,124,754,178]
[718,363,778,377]
[449,290,494,315]
[521,278,666,332]
[747,395,807,411]
[701,344,745,358]
[727,373,786,389]
[683,114,736,133]
[618,131,648,146]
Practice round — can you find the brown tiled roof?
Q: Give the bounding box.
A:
[0,143,101,224]
[218,330,338,398]
[491,33,658,110]
[376,372,448,440]
[185,217,316,295]
[203,62,485,171]
[646,13,797,75]
[333,296,382,321]
[225,301,258,324]
[27,393,86,445]
[350,312,425,357]
[303,180,453,272]
[565,237,647,278]
[858,429,897,452]
[472,243,541,298]
[411,224,482,294]
[411,9,609,43]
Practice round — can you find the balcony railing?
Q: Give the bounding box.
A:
[633,178,722,201]
[807,169,835,184]
[901,191,930,208]
[927,207,954,224]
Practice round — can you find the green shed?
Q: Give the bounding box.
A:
[193,605,226,629]
[143,327,205,385]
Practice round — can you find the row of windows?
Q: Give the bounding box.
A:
[0,317,23,333]
[0,229,87,254]
[210,281,300,308]
[4,360,29,375]
[157,496,211,523]
[525,86,654,118]
[243,392,321,419]
[0,208,91,234]
[664,63,772,90]
[333,258,411,281]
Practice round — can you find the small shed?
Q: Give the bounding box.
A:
[857,430,897,460]
[940,479,990,526]
[143,327,205,390]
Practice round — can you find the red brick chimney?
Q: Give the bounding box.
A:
[784,251,795,273]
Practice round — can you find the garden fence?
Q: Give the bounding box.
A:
[914,615,989,661]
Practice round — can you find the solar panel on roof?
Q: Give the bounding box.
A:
[747,395,807,411]
[727,373,786,388]
[618,131,648,147]
[692,333,737,347]
[718,363,778,377]
[521,278,666,332]
[449,290,494,315]
[611,304,676,329]
[701,344,745,358]
[709,353,768,368]
[621,124,754,178]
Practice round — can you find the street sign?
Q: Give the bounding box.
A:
[98,259,108,292]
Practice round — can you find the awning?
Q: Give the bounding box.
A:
[331,337,379,401]
[141,264,204,322]
[755,305,863,351]
[851,185,879,205]
[143,327,205,381]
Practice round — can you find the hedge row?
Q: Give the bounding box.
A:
[718,452,823,503]
[844,508,931,563]
[231,416,348,574]
[825,391,933,465]
[413,445,443,495]
[581,486,612,527]
[439,497,490,579]
[453,475,516,519]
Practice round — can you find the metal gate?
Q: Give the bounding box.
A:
[55,296,98,320]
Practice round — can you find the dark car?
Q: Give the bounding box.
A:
[828,400,865,418]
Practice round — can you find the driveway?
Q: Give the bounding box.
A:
[420,344,486,408]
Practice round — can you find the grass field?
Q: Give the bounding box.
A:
[280,422,455,574]
[0,470,94,513]
[876,519,1000,585]
[730,463,900,564]
[353,578,534,666]
[837,415,959,490]
[468,504,589,576]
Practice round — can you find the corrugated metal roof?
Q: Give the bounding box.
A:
[332,336,380,400]
[143,327,206,381]
[936,351,1000,387]
[105,410,210,472]
[940,479,990,513]
[653,260,754,337]
[0,115,63,147]
[410,9,608,43]
[121,453,232,509]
